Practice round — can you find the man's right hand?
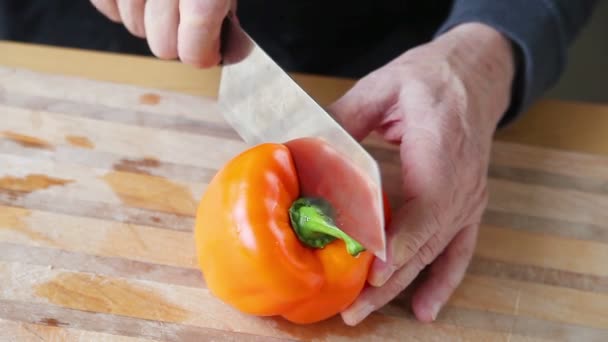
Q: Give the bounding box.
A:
[90,0,235,67]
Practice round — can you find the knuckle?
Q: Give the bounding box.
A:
[418,244,434,267]
[391,266,418,290]
[417,232,442,267]
[391,273,409,291]
[392,206,445,270]
[413,252,428,272]
[393,237,419,270]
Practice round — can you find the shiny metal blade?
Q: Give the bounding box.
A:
[218,14,386,260]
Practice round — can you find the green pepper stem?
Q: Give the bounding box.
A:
[288,197,365,256]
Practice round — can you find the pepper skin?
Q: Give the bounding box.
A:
[194,142,389,324]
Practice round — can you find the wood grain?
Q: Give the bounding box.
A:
[490,141,608,181]
[0,318,154,342]
[0,205,197,268]
[0,242,202,288]
[487,178,608,228]
[1,261,517,341]
[0,103,244,169]
[1,63,607,341]
[450,275,608,330]
[476,225,608,277]
[2,41,608,155]
[0,41,354,106]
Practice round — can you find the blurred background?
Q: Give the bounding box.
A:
[544,0,608,104]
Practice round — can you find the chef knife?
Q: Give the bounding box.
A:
[217,13,387,261]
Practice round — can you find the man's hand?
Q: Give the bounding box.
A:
[90,0,234,67]
[328,23,516,325]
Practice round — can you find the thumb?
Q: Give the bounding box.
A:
[327,71,399,141]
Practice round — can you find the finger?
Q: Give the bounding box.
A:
[367,196,455,288]
[178,0,231,67]
[327,71,400,141]
[342,223,478,326]
[341,209,456,326]
[144,0,179,59]
[117,0,146,38]
[90,0,121,22]
[411,224,479,322]
[368,119,461,287]
[340,245,428,326]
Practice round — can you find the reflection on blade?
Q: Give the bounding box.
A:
[217,14,386,261]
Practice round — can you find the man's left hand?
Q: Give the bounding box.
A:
[327,23,516,325]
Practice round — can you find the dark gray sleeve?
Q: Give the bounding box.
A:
[435,0,599,127]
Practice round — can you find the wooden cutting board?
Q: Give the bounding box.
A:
[0,65,607,341]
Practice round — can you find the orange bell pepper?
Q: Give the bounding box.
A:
[194,141,389,324]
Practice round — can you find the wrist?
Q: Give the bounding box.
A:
[433,22,516,128]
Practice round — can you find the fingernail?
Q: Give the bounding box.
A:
[342,303,375,326]
[430,301,442,321]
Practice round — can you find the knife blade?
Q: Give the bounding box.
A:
[217,13,387,261]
